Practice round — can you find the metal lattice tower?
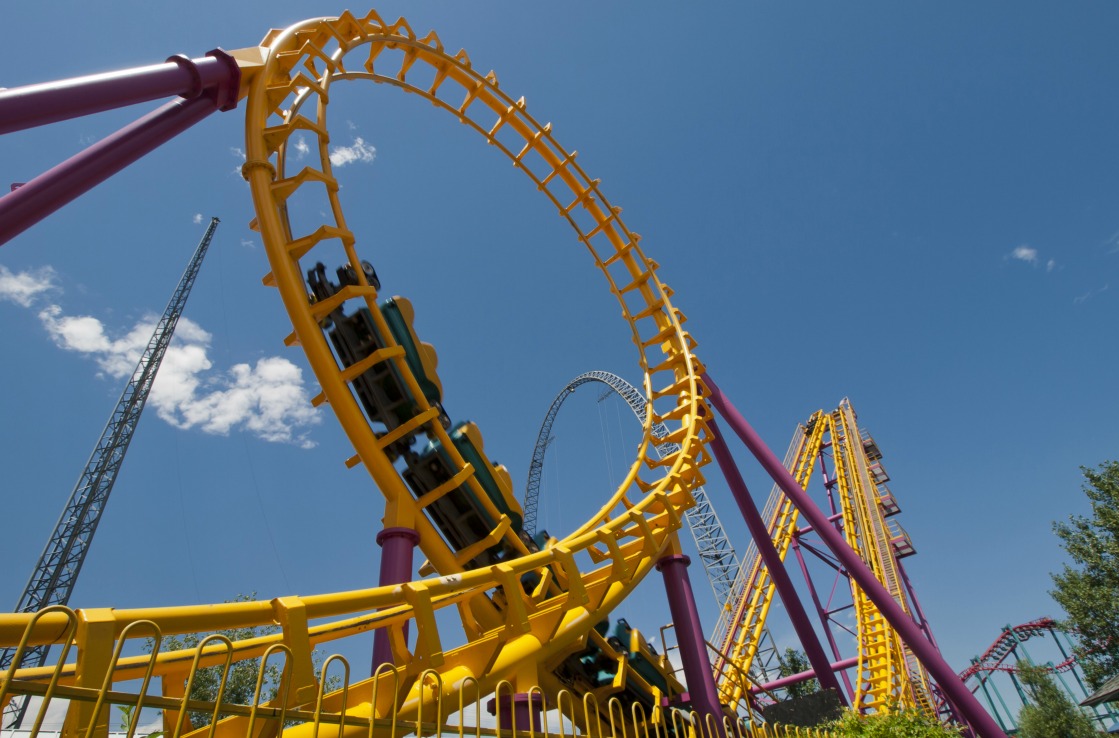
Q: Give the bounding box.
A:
[0,218,220,722]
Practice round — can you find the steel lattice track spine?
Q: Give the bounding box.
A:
[523,370,741,605]
[0,218,220,726]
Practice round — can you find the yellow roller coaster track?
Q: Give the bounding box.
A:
[710,401,934,716]
[1,10,715,738]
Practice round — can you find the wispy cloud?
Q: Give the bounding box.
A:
[1074,283,1110,305]
[0,265,57,307]
[4,266,320,448]
[329,137,377,168]
[1007,244,1057,272]
[292,136,310,160]
[1010,245,1038,264]
[230,146,246,176]
[193,213,203,224]
[1104,229,1119,253]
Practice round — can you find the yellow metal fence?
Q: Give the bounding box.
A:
[0,613,835,738]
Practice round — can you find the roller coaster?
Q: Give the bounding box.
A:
[960,619,1119,734]
[0,10,1017,738]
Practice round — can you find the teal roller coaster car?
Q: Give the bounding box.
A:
[403,421,525,568]
[307,262,449,451]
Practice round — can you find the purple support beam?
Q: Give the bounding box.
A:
[371,527,420,674]
[790,536,856,702]
[488,693,545,733]
[751,656,859,695]
[706,418,846,702]
[0,52,239,135]
[702,374,1007,738]
[656,554,724,732]
[0,50,239,248]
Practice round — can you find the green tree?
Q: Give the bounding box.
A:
[148,595,339,727]
[776,647,819,699]
[1015,662,1099,738]
[1050,461,1119,690]
[826,709,962,737]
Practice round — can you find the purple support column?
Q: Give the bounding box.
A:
[0,50,239,247]
[371,527,419,674]
[790,536,856,702]
[0,51,239,135]
[702,374,1007,738]
[487,693,545,733]
[656,553,724,732]
[706,418,846,702]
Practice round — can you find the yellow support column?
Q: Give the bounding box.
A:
[62,609,116,738]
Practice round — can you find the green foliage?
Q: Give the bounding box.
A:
[777,647,820,699]
[824,709,962,737]
[1015,662,1099,738]
[147,595,340,727]
[115,704,164,738]
[1050,461,1119,690]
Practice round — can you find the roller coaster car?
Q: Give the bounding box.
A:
[306,263,449,450]
[402,421,526,569]
[612,618,677,698]
[552,619,684,726]
[307,260,381,305]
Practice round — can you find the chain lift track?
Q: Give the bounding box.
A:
[711,401,935,716]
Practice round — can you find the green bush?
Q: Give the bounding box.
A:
[824,709,963,737]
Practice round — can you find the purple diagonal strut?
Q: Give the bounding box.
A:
[0,52,239,135]
[0,50,239,247]
[702,373,1007,738]
[706,417,846,702]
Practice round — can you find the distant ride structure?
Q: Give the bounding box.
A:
[0,217,219,727]
[524,371,741,608]
[709,400,937,718]
[0,11,1017,738]
[961,618,1119,734]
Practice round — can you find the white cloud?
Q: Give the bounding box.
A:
[1046,259,1056,273]
[192,213,203,224]
[0,265,56,307]
[292,136,310,160]
[329,137,377,167]
[230,146,246,176]
[240,239,256,249]
[36,304,320,448]
[1010,245,1038,264]
[159,356,320,448]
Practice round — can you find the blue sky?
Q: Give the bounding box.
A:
[1,2,1118,686]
